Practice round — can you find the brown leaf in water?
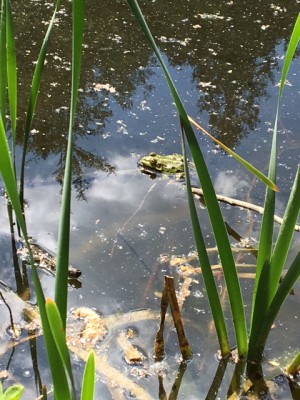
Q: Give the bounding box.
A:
[67,307,108,349]
[117,330,145,365]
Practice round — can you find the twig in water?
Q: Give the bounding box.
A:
[192,187,300,232]
[0,291,16,338]
[154,275,192,361]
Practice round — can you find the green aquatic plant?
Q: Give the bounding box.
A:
[127,0,300,371]
[0,0,95,399]
[0,383,23,400]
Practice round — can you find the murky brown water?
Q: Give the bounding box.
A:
[0,1,300,398]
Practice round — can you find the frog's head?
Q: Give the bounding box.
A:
[138,152,184,178]
[139,153,163,172]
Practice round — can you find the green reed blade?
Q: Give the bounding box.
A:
[0,115,71,400]
[278,13,300,100]
[0,0,6,122]
[286,350,300,376]
[127,0,248,357]
[6,0,17,162]
[181,125,230,357]
[81,350,95,400]
[249,14,300,358]
[54,0,84,327]
[189,116,278,192]
[46,299,75,398]
[0,5,69,390]
[268,166,300,297]
[248,115,277,351]
[0,383,23,400]
[251,248,300,362]
[19,0,61,206]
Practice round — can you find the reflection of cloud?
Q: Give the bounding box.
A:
[88,155,147,205]
[0,155,185,256]
[214,171,248,197]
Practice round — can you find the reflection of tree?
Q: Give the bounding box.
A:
[142,0,299,147]
[54,145,116,201]
[11,0,300,178]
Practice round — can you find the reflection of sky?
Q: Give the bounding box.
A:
[1,3,300,396]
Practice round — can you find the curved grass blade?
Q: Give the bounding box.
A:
[19,0,61,207]
[54,0,84,327]
[81,350,95,400]
[6,0,17,162]
[0,117,71,400]
[127,0,248,357]
[46,299,75,398]
[181,125,230,357]
[249,14,300,358]
[188,116,278,192]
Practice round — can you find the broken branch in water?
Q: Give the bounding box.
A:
[191,187,300,232]
[154,275,192,361]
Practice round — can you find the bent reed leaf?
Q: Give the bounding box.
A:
[0,110,71,400]
[181,124,230,356]
[127,0,248,357]
[188,116,278,192]
[0,1,74,398]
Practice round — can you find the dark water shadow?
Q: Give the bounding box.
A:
[227,359,246,398]
[158,361,188,400]
[205,359,228,400]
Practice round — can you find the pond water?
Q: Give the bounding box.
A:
[0,0,300,399]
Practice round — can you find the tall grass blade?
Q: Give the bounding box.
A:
[287,351,300,376]
[0,0,7,122]
[46,299,75,398]
[267,166,300,298]
[249,14,300,358]
[54,0,84,327]
[80,350,95,400]
[181,125,230,357]
[0,117,71,400]
[188,116,278,192]
[248,116,277,353]
[19,0,61,206]
[127,0,248,356]
[252,248,300,362]
[278,13,300,100]
[6,0,17,162]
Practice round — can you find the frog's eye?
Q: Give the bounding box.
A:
[150,159,156,165]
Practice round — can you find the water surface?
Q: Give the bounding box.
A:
[0,1,300,398]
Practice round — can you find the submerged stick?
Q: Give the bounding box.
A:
[154,285,169,361]
[192,187,300,232]
[0,291,16,338]
[154,276,192,361]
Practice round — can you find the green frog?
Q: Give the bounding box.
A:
[138,152,185,179]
